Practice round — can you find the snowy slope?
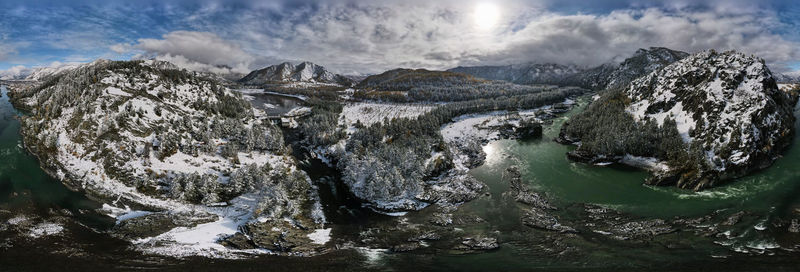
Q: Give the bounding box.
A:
[239,61,353,86]
[624,50,797,190]
[12,59,328,257]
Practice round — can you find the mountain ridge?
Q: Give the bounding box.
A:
[239,61,354,86]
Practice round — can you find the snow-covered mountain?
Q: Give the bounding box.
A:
[628,50,796,189]
[10,59,327,257]
[560,50,797,190]
[597,47,689,90]
[775,72,800,83]
[238,61,353,86]
[24,63,82,81]
[0,62,82,81]
[0,66,32,80]
[449,47,689,91]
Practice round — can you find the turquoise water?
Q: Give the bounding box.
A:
[0,86,103,216]
[1,87,799,271]
[472,97,800,218]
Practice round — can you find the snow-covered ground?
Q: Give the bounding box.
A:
[306,228,332,245]
[339,102,435,130]
[28,222,65,238]
[20,60,325,259]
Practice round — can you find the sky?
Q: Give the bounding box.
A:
[1,0,800,77]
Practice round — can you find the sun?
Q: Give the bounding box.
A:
[473,2,500,30]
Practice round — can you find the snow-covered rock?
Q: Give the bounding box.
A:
[10,59,327,257]
[585,50,797,190]
[238,61,353,86]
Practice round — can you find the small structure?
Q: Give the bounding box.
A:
[280,107,312,128]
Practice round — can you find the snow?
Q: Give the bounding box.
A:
[105,86,131,97]
[620,155,669,172]
[131,193,270,258]
[117,210,154,223]
[307,228,332,245]
[101,204,154,223]
[7,215,27,225]
[18,60,325,258]
[623,50,789,171]
[339,102,435,129]
[28,222,64,238]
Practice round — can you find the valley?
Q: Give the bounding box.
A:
[2,47,800,271]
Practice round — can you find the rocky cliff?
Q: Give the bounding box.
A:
[559,50,797,190]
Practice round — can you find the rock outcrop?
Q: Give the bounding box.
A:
[560,50,798,190]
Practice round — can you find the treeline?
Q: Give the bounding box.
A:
[311,87,586,210]
[559,88,700,170]
[298,98,347,147]
[354,80,552,103]
[353,68,554,103]
[18,59,300,210]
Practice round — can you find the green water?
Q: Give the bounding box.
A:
[0,86,103,215]
[473,97,800,218]
[1,88,799,271]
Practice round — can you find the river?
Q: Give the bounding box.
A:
[1,86,799,271]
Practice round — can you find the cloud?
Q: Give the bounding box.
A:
[175,0,800,73]
[0,65,31,80]
[0,61,84,80]
[0,40,21,61]
[2,0,800,74]
[130,31,256,74]
[472,8,800,71]
[110,43,130,54]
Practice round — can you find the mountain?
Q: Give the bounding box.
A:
[239,61,353,86]
[0,63,81,81]
[559,50,798,190]
[449,47,689,91]
[447,63,581,86]
[355,68,480,90]
[0,67,31,80]
[9,59,327,255]
[353,68,556,102]
[591,47,689,90]
[775,72,800,83]
[25,63,82,81]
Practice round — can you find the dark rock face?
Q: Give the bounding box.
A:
[111,212,217,240]
[522,208,577,233]
[789,220,800,233]
[244,221,322,253]
[453,237,499,251]
[390,242,422,252]
[503,166,575,232]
